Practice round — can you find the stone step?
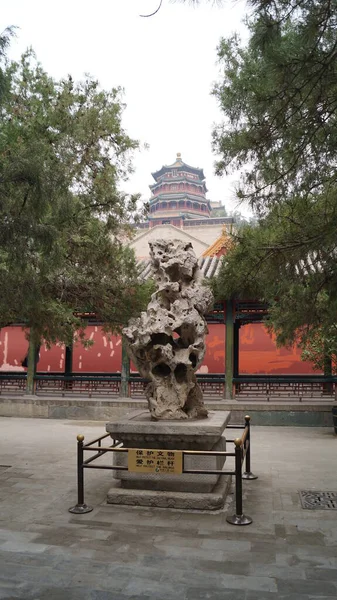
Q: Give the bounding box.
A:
[0,394,335,426]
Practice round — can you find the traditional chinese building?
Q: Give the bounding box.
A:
[148,152,211,225]
[130,154,234,259]
[0,156,332,408]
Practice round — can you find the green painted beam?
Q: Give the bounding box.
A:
[120,336,130,397]
[225,299,234,399]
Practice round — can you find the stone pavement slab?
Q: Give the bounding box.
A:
[0,417,336,599]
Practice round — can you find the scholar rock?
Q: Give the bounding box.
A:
[123,240,214,420]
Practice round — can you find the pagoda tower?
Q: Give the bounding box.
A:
[148,153,211,227]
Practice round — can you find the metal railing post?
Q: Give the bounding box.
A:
[69,434,93,514]
[226,438,252,526]
[242,415,258,480]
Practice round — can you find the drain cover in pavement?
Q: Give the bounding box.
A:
[300,490,337,510]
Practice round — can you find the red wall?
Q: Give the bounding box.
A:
[1,323,318,375]
[239,323,318,374]
[196,324,225,374]
[0,326,122,373]
[0,327,28,371]
[38,343,64,372]
[72,326,122,373]
[0,326,65,372]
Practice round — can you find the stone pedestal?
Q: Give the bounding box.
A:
[105,410,232,510]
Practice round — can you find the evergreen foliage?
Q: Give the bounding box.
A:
[0,27,16,103]
[213,0,337,210]
[0,47,150,347]
[211,0,337,370]
[213,197,337,369]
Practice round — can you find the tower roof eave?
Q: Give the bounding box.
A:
[149,178,208,193]
[152,164,205,180]
[152,153,205,181]
[150,192,211,205]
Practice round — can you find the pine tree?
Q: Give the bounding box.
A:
[0,49,150,351]
[212,0,337,370]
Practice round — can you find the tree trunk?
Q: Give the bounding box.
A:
[26,329,39,395]
[323,350,333,395]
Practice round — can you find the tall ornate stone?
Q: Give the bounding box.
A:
[123,240,214,420]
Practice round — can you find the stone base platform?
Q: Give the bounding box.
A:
[106,409,231,450]
[106,473,232,511]
[105,410,232,510]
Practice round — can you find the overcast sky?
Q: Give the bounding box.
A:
[2,0,251,215]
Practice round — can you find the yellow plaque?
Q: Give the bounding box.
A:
[128,449,183,474]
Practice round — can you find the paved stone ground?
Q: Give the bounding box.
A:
[0,417,336,600]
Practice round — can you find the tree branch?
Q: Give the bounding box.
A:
[140,0,163,17]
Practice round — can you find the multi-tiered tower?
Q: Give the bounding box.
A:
[148,153,211,227]
[131,154,234,259]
